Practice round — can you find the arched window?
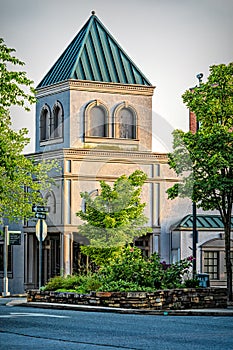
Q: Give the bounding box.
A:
[81,189,99,213]
[51,101,63,138]
[40,104,50,141]
[45,191,56,214]
[114,102,137,139]
[85,100,109,138]
[119,108,135,139]
[201,238,233,281]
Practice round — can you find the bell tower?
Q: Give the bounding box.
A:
[24,13,165,288]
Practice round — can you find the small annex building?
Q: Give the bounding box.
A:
[171,214,233,287]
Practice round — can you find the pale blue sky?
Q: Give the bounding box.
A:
[1,0,232,152]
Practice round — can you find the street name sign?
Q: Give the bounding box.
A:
[32,205,50,213]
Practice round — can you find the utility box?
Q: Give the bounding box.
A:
[196,273,210,288]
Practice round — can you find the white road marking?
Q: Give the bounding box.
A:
[0,312,70,318]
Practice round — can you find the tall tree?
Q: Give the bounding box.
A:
[0,38,56,222]
[167,63,233,302]
[76,170,151,247]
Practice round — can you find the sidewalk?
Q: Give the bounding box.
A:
[3,297,233,316]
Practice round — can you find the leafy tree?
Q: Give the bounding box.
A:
[167,63,233,302]
[76,170,151,247]
[80,246,121,272]
[0,38,56,222]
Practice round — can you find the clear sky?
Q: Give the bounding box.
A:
[1,0,233,153]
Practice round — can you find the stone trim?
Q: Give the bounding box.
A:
[36,80,155,98]
[27,148,168,162]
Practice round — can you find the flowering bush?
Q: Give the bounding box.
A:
[98,247,193,291]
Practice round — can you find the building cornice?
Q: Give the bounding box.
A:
[28,148,168,163]
[36,79,155,98]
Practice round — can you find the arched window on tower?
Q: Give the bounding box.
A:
[114,103,137,139]
[85,100,109,138]
[81,189,99,213]
[45,191,56,214]
[44,191,56,225]
[40,104,50,141]
[51,101,64,139]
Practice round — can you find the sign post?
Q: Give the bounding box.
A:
[35,219,47,289]
[39,219,43,289]
[32,205,49,289]
[2,226,10,297]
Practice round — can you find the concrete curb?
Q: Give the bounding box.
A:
[21,301,233,316]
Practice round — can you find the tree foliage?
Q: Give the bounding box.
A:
[0,38,56,222]
[167,62,233,301]
[76,170,151,247]
[80,246,121,269]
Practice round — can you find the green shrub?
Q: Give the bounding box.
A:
[44,247,194,292]
[44,275,82,291]
[98,247,163,290]
[44,276,66,291]
[80,274,102,292]
[44,273,102,294]
[183,278,200,288]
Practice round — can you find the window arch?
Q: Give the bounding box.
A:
[40,104,51,141]
[201,238,233,281]
[81,189,99,213]
[51,101,64,139]
[45,191,56,214]
[85,100,109,137]
[114,102,137,139]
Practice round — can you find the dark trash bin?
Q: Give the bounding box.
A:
[196,273,210,288]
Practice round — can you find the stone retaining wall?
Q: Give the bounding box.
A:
[27,288,227,310]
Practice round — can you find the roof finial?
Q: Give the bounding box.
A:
[91,10,95,15]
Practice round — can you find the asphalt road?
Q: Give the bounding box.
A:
[0,299,232,350]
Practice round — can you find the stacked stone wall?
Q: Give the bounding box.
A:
[27,288,227,310]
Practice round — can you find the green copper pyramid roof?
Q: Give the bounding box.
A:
[37,13,152,88]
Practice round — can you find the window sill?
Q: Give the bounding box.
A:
[85,136,138,143]
[40,137,64,146]
[84,137,139,150]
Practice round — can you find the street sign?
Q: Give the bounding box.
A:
[32,205,50,213]
[9,232,21,245]
[36,220,47,241]
[35,212,47,220]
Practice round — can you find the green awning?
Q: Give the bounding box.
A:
[173,214,233,230]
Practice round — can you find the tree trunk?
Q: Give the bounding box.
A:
[224,221,232,302]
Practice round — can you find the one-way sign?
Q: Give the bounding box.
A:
[32,205,50,213]
[35,212,47,220]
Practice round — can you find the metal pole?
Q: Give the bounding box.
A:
[2,226,10,296]
[38,219,43,289]
[192,73,203,279]
[192,203,197,278]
